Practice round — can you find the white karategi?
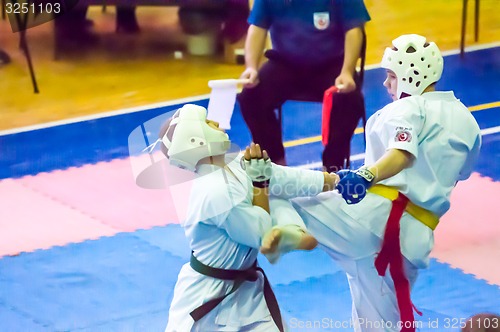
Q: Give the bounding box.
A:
[271,91,481,331]
[165,155,324,332]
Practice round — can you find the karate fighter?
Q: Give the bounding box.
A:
[266,34,482,331]
[160,104,338,331]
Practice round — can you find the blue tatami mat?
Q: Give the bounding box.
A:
[0,233,184,331]
[275,259,500,331]
[1,225,499,331]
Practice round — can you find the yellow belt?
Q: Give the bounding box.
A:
[367,184,439,230]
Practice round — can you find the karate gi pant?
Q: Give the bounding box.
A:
[270,196,422,332]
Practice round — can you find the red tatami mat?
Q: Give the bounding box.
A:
[0,179,118,256]
[0,158,181,256]
[3,160,499,289]
[432,173,500,285]
[17,159,180,232]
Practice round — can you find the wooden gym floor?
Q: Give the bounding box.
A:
[0,0,499,131]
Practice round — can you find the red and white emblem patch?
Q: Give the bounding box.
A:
[313,12,330,30]
[395,130,412,142]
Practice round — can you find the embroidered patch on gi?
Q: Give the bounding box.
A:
[313,12,330,30]
[395,130,412,142]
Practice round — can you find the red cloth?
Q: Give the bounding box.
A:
[374,193,422,332]
[321,86,339,146]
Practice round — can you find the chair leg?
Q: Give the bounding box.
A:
[460,0,468,58]
[1,0,6,20]
[474,0,479,42]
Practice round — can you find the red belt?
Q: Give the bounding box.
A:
[374,192,422,332]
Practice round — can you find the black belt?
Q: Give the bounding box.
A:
[189,252,284,332]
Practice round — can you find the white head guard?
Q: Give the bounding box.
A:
[381,34,443,99]
[161,104,230,171]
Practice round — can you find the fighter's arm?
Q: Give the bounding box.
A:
[337,99,422,203]
[240,146,322,261]
[338,148,414,202]
[269,165,338,199]
[244,143,270,213]
[457,134,482,181]
[367,149,414,183]
[212,143,273,249]
[223,202,272,249]
[211,177,272,249]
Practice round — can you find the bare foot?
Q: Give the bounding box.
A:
[260,228,282,254]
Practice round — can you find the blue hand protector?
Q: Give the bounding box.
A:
[336,169,351,180]
[336,168,375,204]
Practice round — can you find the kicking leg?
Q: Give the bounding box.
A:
[261,198,318,263]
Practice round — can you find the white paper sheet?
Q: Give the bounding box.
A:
[207,79,250,130]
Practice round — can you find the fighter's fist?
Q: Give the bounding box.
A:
[336,169,350,180]
[336,168,375,204]
[241,143,272,186]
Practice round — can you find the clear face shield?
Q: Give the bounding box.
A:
[128,80,246,225]
[129,109,240,189]
[127,107,242,226]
